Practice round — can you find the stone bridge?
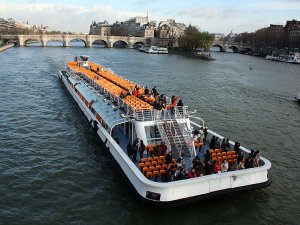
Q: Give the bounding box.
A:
[212,40,255,53]
[1,34,146,48]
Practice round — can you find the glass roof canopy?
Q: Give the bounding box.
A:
[74,79,129,129]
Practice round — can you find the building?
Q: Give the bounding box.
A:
[284,19,300,49]
[0,18,15,33]
[90,20,111,36]
[156,19,187,47]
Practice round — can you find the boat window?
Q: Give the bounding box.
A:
[146,191,161,201]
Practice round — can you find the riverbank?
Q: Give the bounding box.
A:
[0,43,14,52]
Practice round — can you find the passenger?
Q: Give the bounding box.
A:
[139,139,145,159]
[119,92,126,99]
[253,150,260,167]
[160,94,166,107]
[204,150,211,163]
[193,128,200,138]
[229,161,238,171]
[171,95,179,107]
[199,129,205,143]
[203,127,208,143]
[192,155,201,168]
[153,100,162,110]
[144,86,149,95]
[215,137,220,149]
[225,138,231,151]
[188,168,197,178]
[174,167,186,180]
[176,158,183,168]
[209,136,215,149]
[177,99,184,107]
[127,142,133,160]
[238,158,246,169]
[165,168,173,182]
[152,86,158,95]
[160,142,167,156]
[114,137,120,145]
[213,160,221,173]
[221,138,226,150]
[132,139,139,162]
[221,159,229,172]
[165,152,172,164]
[132,88,138,97]
[204,160,214,175]
[234,142,241,155]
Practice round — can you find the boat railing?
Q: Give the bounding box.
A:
[175,106,189,119]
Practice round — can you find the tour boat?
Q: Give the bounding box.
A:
[266,52,300,64]
[58,56,271,206]
[144,46,168,54]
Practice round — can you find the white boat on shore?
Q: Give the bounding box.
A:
[144,46,168,54]
[58,56,271,206]
[266,52,300,64]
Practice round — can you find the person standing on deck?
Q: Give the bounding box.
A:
[139,139,145,159]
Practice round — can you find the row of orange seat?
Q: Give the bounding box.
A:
[210,149,238,163]
[89,62,145,96]
[68,62,153,110]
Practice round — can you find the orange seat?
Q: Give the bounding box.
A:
[141,158,147,164]
[149,166,155,172]
[217,157,222,162]
[152,161,157,166]
[155,165,161,171]
[226,151,231,156]
[138,163,144,170]
[209,149,214,154]
[232,154,237,159]
[171,158,176,164]
[157,160,163,165]
[217,152,222,157]
[146,171,152,179]
[153,156,159,162]
[159,156,165,161]
[222,156,227,161]
[222,152,226,156]
[211,153,217,158]
[145,162,151,167]
[160,170,166,176]
[161,164,168,170]
[148,157,153,162]
[142,167,148,175]
[212,157,217,161]
[153,170,159,176]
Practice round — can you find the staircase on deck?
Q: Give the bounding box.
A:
[157,119,191,159]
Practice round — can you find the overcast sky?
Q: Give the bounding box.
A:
[1,0,299,34]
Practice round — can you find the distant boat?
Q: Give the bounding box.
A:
[144,46,168,54]
[266,52,300,64]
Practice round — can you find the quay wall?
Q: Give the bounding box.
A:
[0,44,14,52]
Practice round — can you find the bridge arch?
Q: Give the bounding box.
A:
[24,39,43,47]
[46,37,64,47]
[228,45,239,53]
[91,39,108,48]
[69,38,87,47]
[112,40,128,48]
[133,41,145,48]
[212,44,225,52]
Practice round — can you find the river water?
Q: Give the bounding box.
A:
[0,43,299,225]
